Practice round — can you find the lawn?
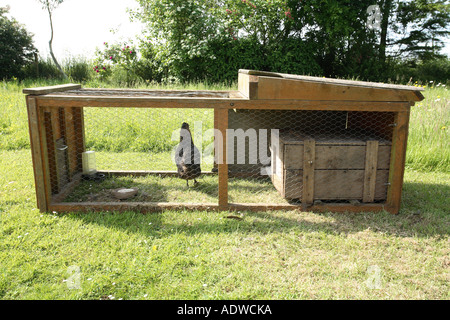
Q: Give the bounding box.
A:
[0,79,448,299]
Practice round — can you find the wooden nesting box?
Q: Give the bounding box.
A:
[271,131,392,202]
[23,69,424,214]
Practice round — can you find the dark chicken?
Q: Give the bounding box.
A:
[175,122,201,187]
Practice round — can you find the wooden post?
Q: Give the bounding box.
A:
[302,139,315,206]
[387,110,410,214]
[363,140,379,203]
[26,96,48,212]
[215,108,228,210]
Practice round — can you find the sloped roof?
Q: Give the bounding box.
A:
[238,69,425,102]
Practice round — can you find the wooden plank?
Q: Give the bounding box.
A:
[229,202,390,213]
[363,141,379,203]
[255,76,423,101]
[26,97,48,212]
[64,108,79,179]
[43,110,59,195]
[49,201,390,214]
[285,169,389,200]
[72,107,85,172]
[285,144,390,170]
[239,69,424,95]
[49,202,219,213]
[23,83,81,95]
[98,170,216,177]
[215,108,228,210]
[387,110,410,214]
[302,139,315,205]
[238,73,259,99]
[37,105,52,210]
[239,69,424,92]
[36,96,412,112]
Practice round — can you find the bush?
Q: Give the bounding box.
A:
[387,57,450,85]
[0,7,36,79]
[64,56,94,83]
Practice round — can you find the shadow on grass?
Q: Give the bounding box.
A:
[62,180,449,239]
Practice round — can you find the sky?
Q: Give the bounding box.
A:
[1,0,448,61]
[0,0,144,59]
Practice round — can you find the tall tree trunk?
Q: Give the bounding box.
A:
[47,5,67,79]
[379,0,393,64]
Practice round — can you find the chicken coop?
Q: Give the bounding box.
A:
[24,69,424,214]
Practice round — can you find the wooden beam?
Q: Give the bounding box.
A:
[255,76,423,101]
[387,110,410,214]
[302,139,315,205]
[363,141,379,203]
[98,170,216,177]
[229,202,391,213]
[26,97,48,212]
[48,201,391,214]
[49,202,219,213]
[215,108,228,210]
[23,83,81,95]
[36,96,412,112]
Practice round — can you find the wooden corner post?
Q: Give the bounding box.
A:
[215,108,229,210]
[387,109,411,214]
[26,96,49,212]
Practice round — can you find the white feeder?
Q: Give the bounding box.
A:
[82,151,97,175]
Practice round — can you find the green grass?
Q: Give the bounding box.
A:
[0,79,449,299]
[0,149,449,299]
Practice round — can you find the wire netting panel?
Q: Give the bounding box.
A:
[46,106,217,204]
[227,109,395,204]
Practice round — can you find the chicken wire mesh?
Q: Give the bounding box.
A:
[226,109,395,205]
[45,106,218,204]
[42,98,395,207]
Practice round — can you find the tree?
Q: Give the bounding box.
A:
[381,0,450,61]
[0,6,37,79]
[37,0,67,78]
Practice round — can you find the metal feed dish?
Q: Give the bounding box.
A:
[111,188,139,200]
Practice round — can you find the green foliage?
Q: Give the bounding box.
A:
[391,0,450,60]
[388,57,450,85]
[0,7,37,79]
[94,42,140,86]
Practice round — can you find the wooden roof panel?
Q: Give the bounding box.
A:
[238,69,424,102]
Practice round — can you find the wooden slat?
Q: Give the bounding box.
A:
[285,169,389,200]
[48,201,390,214]
[72,107,85,172]
[363,141,379,203]
[238,72,259,99]
[49,202,219,213]
[26,97,48,212]
[239,69,424,93]
[284,144,391,170]
[64,108,78,179]
[215,108,229,210]
[98,170,216,177]
[43,110,59,195]
[23,83,81,95]
[36,96,412,112]
[229,202,390,213]
[302,139,315,205]
[255,76,423,101]
[387,110,410,214]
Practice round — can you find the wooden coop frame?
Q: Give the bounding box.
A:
[24,69,424,214]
